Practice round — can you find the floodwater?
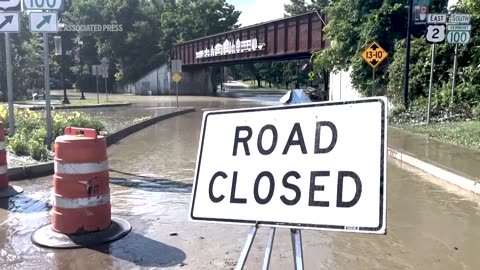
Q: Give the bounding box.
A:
[1,94,480,269]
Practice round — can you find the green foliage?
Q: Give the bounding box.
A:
[396,121,480,150]
[1,106,105,161]
[52,111,105,140]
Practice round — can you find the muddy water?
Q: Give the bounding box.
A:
[1,96,480,269]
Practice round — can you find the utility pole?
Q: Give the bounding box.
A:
[403,0,414,111]
[78,39,85,99]
[56,32,69,104]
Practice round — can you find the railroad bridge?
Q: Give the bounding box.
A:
[171,11,329,95]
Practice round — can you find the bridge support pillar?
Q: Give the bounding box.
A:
[171,67,213,96]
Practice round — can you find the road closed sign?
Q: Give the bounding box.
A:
[189,98,387,234]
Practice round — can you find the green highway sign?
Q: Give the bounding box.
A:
[447,24,472,31]
[24,0,64,10]
[446,24,472,44]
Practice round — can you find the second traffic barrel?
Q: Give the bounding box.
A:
[52,127,111,234]
[31,127,131,249]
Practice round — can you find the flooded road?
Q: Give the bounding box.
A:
[1,95,480,269]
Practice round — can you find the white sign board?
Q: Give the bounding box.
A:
[0,0,20,10]
[447,29,471,44]
[427,14,447,24]
[0,12,20,33]
[29,12,58,33]
[99,63,108,78]
[172,60,182,73]
[24,0,63,10]
[448,14,470,24]
[189,98,388,234]
[426,25,446,43]
[92,65,100,76]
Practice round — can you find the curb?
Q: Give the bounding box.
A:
[7,107,196,181]
[387,148,480,195]
[15,103,132,111]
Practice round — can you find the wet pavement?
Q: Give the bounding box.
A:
[1,93,480,269]
[389,127,480,181]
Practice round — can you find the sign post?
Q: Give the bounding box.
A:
[172,60,182,108]
[425,14,447,124]
[1,1,21,136]
[92,65,100,104]
[447,14,471,105]
[172,73,182,108]
[26,0,63,148]
[189,97,388,269]
[100,57,109,102]
[361,41,388,97]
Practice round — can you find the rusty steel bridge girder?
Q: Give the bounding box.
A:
[172,11,329,69]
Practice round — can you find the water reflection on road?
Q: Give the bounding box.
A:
[0,94,479,269]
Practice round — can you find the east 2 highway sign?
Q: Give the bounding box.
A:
[0,0,21,11]
[189,98,388,234]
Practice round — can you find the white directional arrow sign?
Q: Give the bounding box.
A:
[0,0,21,11]
[0,12,19,32]
[29,12,58,33]
[426,25,446,43]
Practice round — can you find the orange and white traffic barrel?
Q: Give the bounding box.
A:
[0,122,23,199]
[31,127,131,249]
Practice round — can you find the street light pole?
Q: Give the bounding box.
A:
[78,40,85,100]
[58,33,69,104]
[403,0,414,111]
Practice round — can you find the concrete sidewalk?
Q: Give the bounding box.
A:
[388,127,480,193]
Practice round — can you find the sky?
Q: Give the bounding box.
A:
[228,0,460,27]
[227,0,291,27]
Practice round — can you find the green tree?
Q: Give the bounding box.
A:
[312,0,448,98]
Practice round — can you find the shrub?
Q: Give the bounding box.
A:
[1,106,106,161]
[53,111,105,139]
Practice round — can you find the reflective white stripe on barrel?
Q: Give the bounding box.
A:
[52,193,110,209]
[54,160,109,174]
[0,165,6,175]
[0,141,5,150]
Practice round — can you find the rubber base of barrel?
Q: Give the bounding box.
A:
[0,185,24,199]
[31,217,132,249]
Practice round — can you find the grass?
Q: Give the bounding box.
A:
[66,99,130,106]
[395,121,480,150]
[14,99,130,107]
[242,80,262,88]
